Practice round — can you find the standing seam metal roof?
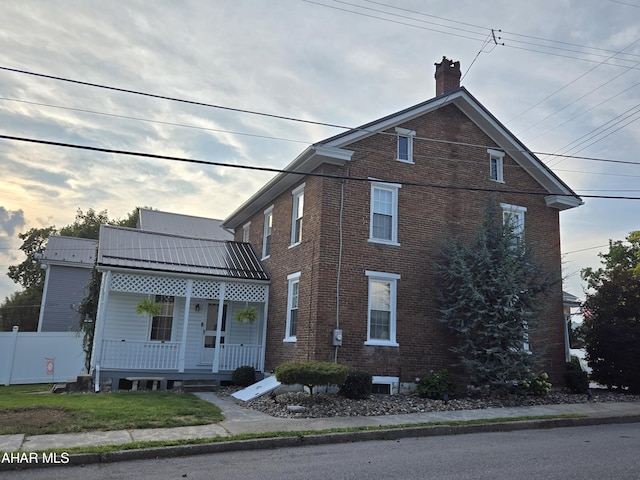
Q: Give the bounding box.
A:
[97,225,269,281]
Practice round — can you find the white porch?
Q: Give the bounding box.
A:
[100,339,265,372]
[92,271,269,384]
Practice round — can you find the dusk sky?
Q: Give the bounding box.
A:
[1,1,639,303]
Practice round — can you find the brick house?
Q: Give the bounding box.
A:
[223,58,582,392]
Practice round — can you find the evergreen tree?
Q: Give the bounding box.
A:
[436,202,556,390]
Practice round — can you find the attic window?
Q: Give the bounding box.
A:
[488,149,504,183]
[395,127,416,163]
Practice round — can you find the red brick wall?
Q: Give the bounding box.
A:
[236,104,567,386]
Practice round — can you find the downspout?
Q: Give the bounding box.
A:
[334,180,345,363]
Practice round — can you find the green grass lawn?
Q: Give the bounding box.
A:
[0,384,223,435]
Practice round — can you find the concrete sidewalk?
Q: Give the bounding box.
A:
[2,394,640,469]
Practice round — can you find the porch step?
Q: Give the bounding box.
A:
[182,379,219,392]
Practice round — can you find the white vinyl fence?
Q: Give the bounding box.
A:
[1,326,86,385]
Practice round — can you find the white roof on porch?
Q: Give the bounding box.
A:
[98,225,268,281]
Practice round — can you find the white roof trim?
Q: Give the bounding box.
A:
[223,88,582,228]
[545,195,584,210]
[224,145,353,230]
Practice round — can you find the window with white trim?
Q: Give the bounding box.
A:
[242,222,250,242]
[500,203,526,244]
[488,149,504,183]
[284,272,300,342]
[290,184,305,246]
[365,271,400,346]
[370,182,401,245]
[395,127,416,163]
[262,206,273,259]
[150,295,174,341]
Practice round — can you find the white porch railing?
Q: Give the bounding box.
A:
[101,339,180,370]
[219,344,264,371]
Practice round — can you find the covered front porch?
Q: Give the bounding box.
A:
[92,270,269,390]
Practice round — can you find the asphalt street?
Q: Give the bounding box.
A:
[3,423,639,480]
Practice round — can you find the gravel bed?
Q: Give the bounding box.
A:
[217,387,640,419]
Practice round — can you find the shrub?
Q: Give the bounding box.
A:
[564,356,589,394]
[275,361,348,395]
[416,369,455,400]
[340,371,372,399]
[522,372,552,396]
[232,365,256,387]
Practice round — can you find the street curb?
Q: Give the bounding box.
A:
[3,415,640,471]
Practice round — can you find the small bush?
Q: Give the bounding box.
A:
[275,361,348,395]
[232,365,256,387]
[416,369,455,400]
[340,371,372,399]
[564,356,589,394]
[522,372,552,396]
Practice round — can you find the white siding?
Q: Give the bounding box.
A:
[102,292,151,341]
[226,302,263,345]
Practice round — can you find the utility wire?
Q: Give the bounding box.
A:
[3,134,639,200]
[2,66,639,166]
[0,96,310,145]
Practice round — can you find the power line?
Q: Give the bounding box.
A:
[3,66,640,166]
[0,66,351,131]
[3,133,639,200]
[0,96,310,145]
[364,0,640,61]
[304,1,640,69]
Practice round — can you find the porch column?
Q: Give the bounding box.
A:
[91,270,111,379]
[212,282,226,373]
[260,285,269,372]
[178,279,193,373]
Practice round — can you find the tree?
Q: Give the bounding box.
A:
[436,202,556,390]
[581,231,640,392]
[7,226,57,291]
[77,258,101,372]
[1,207,143,331]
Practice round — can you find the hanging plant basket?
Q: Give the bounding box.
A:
[234,305,257,324]
[135,298,162,317]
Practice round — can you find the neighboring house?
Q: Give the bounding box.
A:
[137,208,233,241]
[90,223,269,390]
[223,57,583,392]
[563,291,582,362]
[38,236,98,332]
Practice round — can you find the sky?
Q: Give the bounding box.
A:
[1,0,639,304]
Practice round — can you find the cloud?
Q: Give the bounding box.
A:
[0,207,25,237]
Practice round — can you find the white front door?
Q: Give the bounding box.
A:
[200,302,226,364]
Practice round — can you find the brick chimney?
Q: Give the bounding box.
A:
[434,57,461,96]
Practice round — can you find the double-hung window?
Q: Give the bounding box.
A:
[370,182,400,245]
[284,272,300,342]
[501,203,526,245]
[395,127,415,163]
[262,206,273,259]
[365,271,400,346]
[488,149,504,183]
[242,222,250,242]
[150,295,174,341]
[290,184,305,246]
